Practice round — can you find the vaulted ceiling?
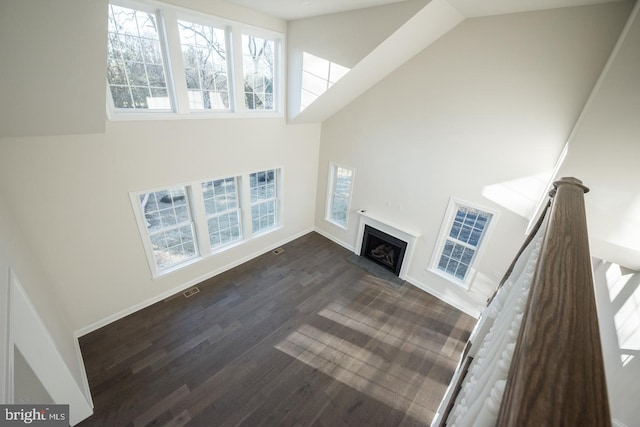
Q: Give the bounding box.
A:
[223,0,625,20]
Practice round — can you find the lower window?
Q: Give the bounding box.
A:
[131,168,282,277]
[430,199,497,287]
[202,178,242,250]
[138,187,198,273]
[250,169,279,234]
[326,163,354,229]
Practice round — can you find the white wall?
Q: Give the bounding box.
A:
[0,192,91,415]
[10,275,93,424]
[314,2,632,315]
[0,118,321,333]
[0,1,321,334]
[558,1,640,271]
[0,0,107,137]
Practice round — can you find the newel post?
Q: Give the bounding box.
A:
[496,177,610,426]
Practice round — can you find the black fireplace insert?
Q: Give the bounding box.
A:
[360,225,408,276]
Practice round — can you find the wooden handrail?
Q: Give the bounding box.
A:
[496,177,610,426]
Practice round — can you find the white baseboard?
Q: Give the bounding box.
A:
[313,227,355,252]
[75,228,315,338]
[405,275,482,319]
[73,332,94,411]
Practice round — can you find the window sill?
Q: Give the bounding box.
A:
[153,256,203,280]
[325,218,348,230]
[251,225,283,239]
[427,267,472,290]
[211,239,245,255]
[107,110,284,122]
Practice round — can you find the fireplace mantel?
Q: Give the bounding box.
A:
[355,210,420,279]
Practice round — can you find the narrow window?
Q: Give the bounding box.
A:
[201,177,242,250]
[326,164,354,228]
[242,35,275,110]
[107,4,171,110]
[138,187,198,273]
[178,20,230,110]
[250,169,279,234]
[431,200,496,286]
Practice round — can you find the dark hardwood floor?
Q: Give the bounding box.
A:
[78,232,476,427]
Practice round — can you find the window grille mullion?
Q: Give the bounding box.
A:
[447,236,478,251]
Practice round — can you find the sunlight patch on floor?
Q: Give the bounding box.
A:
[318,301,448,357]
[275,323,439,422]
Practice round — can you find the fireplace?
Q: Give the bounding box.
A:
[360,225,408,276]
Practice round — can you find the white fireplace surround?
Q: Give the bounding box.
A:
[355,210,420,280]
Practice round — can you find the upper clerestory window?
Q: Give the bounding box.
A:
[107,4,172,111]
[106,1,282,118]
[178,20,231,111]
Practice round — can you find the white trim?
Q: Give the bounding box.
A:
[76,227,314,337]
[129,186,200,278]
[405,274,482,319]
[249,168,281,235]
[72,333,94,410]
[9,272,93,424]
[428,197,499,290]
[130,168,283,279]
[354,210,420,280]
[4,269,14,404]
[105,110,282,121]
[106,1,177,116]
[313,227,355,252]
[199,177,243,253]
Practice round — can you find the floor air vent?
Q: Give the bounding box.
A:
[183,287,200,298]
[273,247,284,255]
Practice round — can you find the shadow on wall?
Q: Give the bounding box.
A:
[592,259,640,426]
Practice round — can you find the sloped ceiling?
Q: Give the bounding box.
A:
[224,0,624,20]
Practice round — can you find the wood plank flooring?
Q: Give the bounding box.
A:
[78,232,476,427]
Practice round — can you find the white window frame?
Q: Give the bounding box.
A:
[106,1,177,114]
[174,15,234,113]
[325,162,354,230]
[428,198,498,289]
[248,168,281,236]
[130,185,201,277]
[130,168,282,278]
[237,31,281,113]
[106,0,284,120]
[199,177,243,252]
